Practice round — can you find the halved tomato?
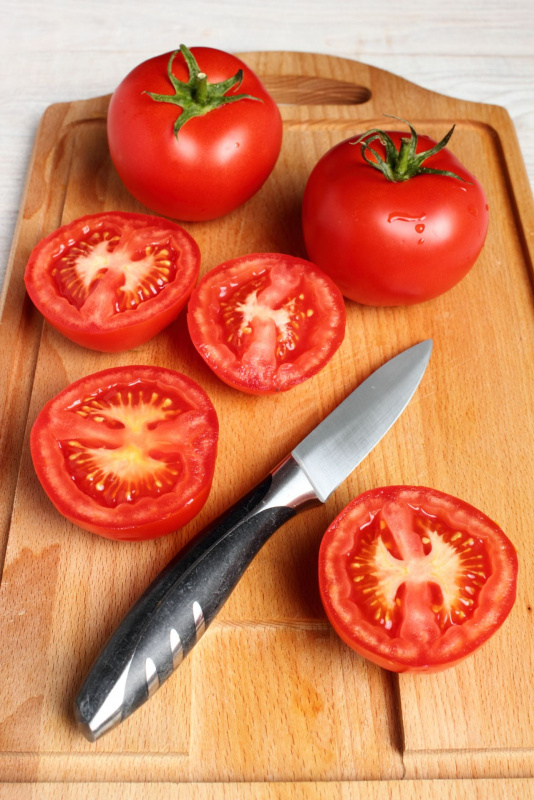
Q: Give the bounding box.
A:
[318,486,518,672]
[187,253,346,394]
[30,366,219,541]
[24,212,200,352]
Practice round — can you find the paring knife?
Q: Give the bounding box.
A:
[74,339,432,741]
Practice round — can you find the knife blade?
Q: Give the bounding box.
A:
[74,339,432,741]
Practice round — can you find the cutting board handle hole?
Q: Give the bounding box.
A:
[262,75,371,105]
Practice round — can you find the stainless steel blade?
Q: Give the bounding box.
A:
[292,340,432,502]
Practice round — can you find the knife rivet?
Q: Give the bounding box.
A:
[170,628,183,669]
[192,601,206,641]
[145,657,159,698]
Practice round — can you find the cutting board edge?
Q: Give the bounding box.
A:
[1,51,534,786]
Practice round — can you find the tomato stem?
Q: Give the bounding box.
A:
[396,138,413,175]
[351,116,470,183]
[145,44,262,137]
[193,72,208,105]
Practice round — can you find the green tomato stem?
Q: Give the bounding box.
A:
[144,44,262,137]
[193,72,208,105]
[396,139,413,176]
[352,116,469,183]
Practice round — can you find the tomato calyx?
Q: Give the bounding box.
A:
[351,116,469,183]
[145,44,263,136]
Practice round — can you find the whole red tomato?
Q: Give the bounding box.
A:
[318,486,518,672]
[107,45,283,221]
[302,120,489,306]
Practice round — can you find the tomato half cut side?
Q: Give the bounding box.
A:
[187,253,346,394]
[24,212,201,352]
[318,486,518,672]
[30,366,219,541]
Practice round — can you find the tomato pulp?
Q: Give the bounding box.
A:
[107,46,283,221]
[24,212,201,352]
[187,253,346,394]
[30,366,219,541]
[318,486,517,672]
[302,130,489,306]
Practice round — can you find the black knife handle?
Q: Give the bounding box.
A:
[74,455,319,741]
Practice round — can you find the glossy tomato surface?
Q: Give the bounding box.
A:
[30,366,219,541]
[302,132,489,306]
[318,486,517,672]
[24,212,200,352]
[187,253,346,394]
[107,47,283,221]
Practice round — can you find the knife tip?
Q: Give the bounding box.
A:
[415,338,433,361]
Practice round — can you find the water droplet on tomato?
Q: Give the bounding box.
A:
[388,212,426,224]
[415,224,425,233]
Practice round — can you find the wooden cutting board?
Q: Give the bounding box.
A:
[1,51,533,798]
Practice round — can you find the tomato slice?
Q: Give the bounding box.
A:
[30,366,219,541]
[187,253,346,394]
[318,486,518,672]
[24,212,200,352]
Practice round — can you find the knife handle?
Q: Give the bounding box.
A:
[74,454,319,741]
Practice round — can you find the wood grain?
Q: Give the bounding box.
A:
[1,778,534,800]
[0,51,533,793]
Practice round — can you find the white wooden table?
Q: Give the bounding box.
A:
[1,0,533,288]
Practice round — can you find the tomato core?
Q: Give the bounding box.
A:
[219,271,318,363]
[51,227,180,314]
[346,507,491,641]
[58,379,192,509]
[52,226,120,309]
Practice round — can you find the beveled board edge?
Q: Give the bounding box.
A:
[0,778,534,799]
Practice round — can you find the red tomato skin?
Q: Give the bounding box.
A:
[318,486,518,673]
[302,133,489,306]
[57,483,213,542]
[37,293,188,354]
[107,48,283,221]
[30,366,219,541]
[186,253,346,395]
[24,212,201,352]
